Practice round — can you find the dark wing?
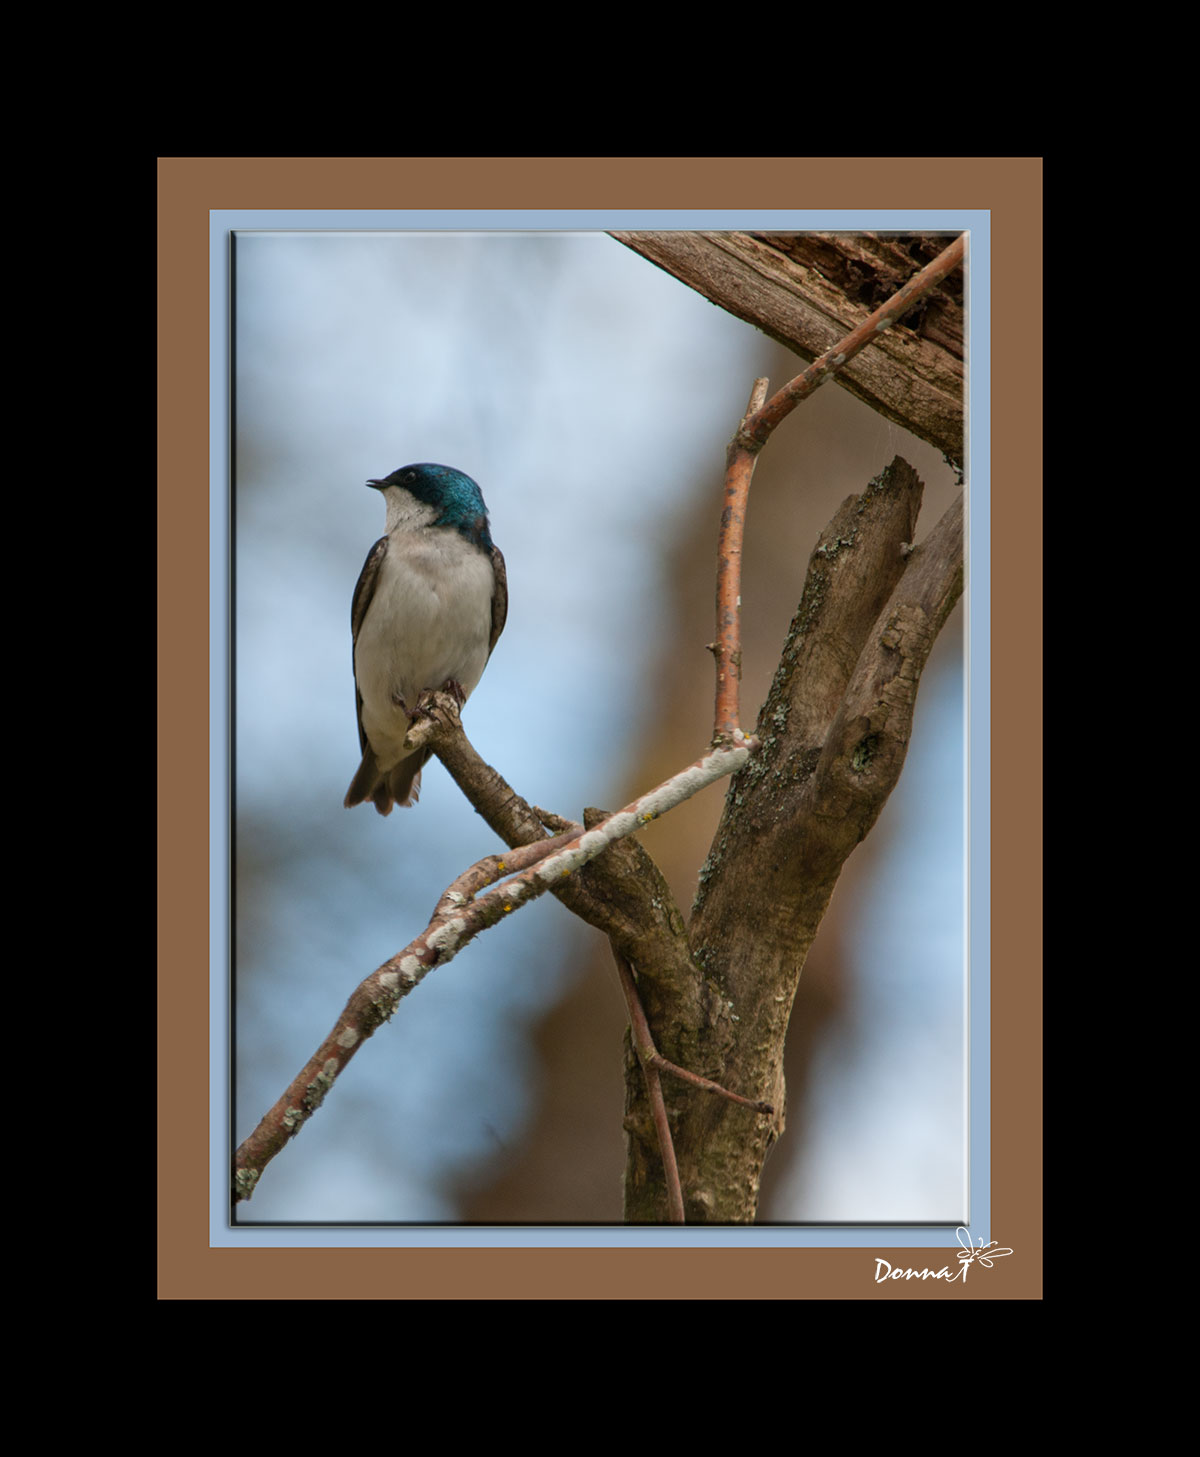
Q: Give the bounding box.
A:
[488,545,508,656]
[350,535,388,753]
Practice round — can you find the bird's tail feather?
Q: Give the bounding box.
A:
[343,747,380,810]
[383,750,429,813]
[344,747,429,816]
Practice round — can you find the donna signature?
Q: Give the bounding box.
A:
[873,1228,1014,1284]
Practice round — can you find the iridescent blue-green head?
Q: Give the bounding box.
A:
[367,462,495,550]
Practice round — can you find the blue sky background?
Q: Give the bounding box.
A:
[229,229,967,1227]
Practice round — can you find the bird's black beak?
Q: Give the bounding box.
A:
[366,478,384,490]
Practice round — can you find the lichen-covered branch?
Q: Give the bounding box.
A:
[234,702,753,1205]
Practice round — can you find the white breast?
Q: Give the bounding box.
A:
[355,529,495,770]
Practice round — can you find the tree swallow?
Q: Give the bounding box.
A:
[343,463,508,816]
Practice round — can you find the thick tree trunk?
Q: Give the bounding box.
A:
[622,460,964,1222]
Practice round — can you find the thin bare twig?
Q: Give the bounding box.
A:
[611,944,774,1223]
[611,949,685,1223]
[713,377,769,740]
[612,946,772,1113]
[738,233,967,451]
[712,234,965,741]
[643,1048,774,1114]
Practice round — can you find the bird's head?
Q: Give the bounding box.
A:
[367,462,494,549]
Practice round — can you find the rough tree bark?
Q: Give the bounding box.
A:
[624,464,962,1220]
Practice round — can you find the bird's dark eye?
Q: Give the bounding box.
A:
[405,471,416,483]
